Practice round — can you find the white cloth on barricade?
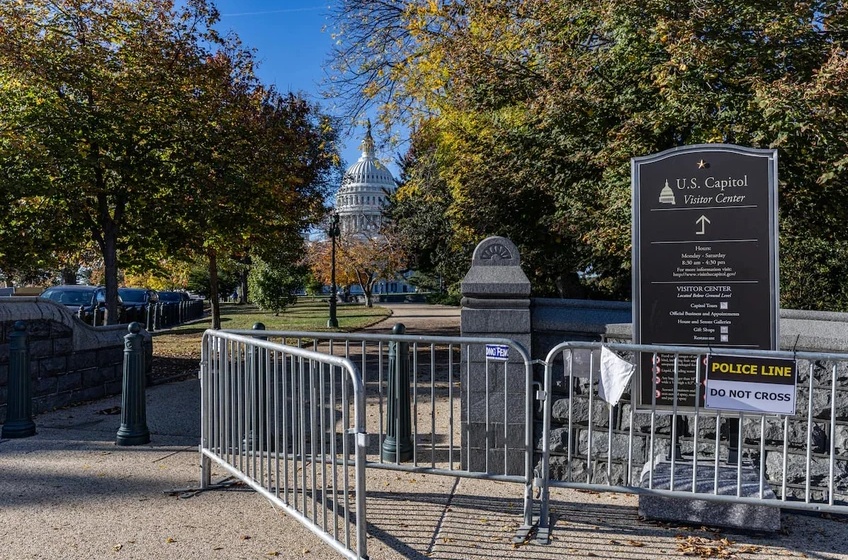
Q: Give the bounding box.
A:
[598,346,635,406]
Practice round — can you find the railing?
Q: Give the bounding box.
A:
[221,328,539,543]
[198,330,848,557]
[199,330,368,560]
[538,341,848,526]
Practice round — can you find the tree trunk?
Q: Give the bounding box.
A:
[61,268,77,285]
[363,278,375,308]
[239,269,249,304]
[102,222,120,325]
[208,249,221,329]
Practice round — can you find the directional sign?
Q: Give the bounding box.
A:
[632,145,779,410]
[695,215,710,235]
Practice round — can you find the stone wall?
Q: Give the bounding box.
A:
[0,298,152,423]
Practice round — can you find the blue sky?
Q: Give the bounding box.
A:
[211,1,400,178]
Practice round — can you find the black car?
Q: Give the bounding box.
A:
[156,291,191,303]
[118,287,159,322]
[40,285,121,325]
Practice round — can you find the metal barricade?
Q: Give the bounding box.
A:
[538,341,848,525]
[223,329,539,542]
[199,330,368,560]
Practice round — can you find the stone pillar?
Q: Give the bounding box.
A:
[460,236,531,475]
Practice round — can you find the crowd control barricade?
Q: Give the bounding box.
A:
[199,330,368,560]
[222,329,539,543]
[538,341,848,527]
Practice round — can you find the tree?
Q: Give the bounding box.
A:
[383,124,472,294]
[331,0,848,308]
[0,0,227,322]
[248,255,305,315]
[1,1,341,328]
[338,231,407,308]
[165,83,341,328]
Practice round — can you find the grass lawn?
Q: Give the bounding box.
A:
[150,300,391,380]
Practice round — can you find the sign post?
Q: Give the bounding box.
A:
[632,144,779,411]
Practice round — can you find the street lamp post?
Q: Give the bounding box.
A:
[327,213,340,328]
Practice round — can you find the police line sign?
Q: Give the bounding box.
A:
[705,354,797,415]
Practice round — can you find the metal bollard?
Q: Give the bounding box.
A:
[381,323,413,462]
[116,322,150,446]
[2,321,36,438]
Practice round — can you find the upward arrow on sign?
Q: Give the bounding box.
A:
[696,215,711,235]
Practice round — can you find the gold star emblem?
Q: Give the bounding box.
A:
[697,159,707,169]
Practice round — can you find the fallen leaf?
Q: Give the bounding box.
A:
[165,537,176,544]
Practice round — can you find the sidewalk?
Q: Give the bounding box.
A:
[2,305,848,559]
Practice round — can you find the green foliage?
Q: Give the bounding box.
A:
[383,124,474,291]
[247,257,304,315]
[304,273,324,296]
[334,0,848,308]
[0,1,341,326]
[186,260,240,300]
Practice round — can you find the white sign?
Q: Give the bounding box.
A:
[485,344,509,361]
[705,354,796,415]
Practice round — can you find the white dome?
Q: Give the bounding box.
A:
[344,154,395,188]
[336,122,395,235]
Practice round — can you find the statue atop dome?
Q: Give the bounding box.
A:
[360,120,376,158]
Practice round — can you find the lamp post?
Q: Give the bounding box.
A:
[327,213,340,328]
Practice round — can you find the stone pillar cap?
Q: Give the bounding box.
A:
[461,236,531,298]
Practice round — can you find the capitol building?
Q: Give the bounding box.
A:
[335,122,395,235]
[331,123,413,296]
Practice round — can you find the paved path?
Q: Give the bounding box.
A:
[364,302,461,337]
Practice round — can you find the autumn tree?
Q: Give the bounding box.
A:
[0,0,229,322]
[306,226,407,308]
[338,231,407,308]
[331,0,848,309]
[1,1,341,328]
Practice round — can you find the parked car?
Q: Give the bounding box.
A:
[118,287,159,323]
[156,290,191,303]
[39,285,122,325]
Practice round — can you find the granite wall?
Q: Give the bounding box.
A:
[0,297,152,424]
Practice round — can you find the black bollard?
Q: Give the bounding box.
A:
[2,321,36,438]
[116,322,150,446]
[381,323,414,462]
